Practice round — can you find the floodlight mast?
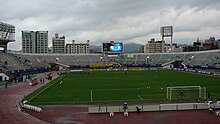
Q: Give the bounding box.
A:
[0,22,15,52]
[161,26,173,51]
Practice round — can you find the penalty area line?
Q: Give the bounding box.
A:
[137,95,144,100]
[211,93,220,96]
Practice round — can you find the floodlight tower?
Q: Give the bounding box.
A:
[0,22,15,52]
[160,26,173,51]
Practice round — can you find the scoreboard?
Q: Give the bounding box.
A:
[103,42,123,52]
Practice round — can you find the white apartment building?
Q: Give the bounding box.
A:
[22,31,48,53]
[66,40,90,54]
[144,38,172,53]
[52,33,65,53]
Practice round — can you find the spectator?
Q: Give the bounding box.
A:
[5,82,7,89]
[40,78,42,84]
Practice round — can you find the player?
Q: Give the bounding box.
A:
[179,89,184,97]
[208,92,211,99]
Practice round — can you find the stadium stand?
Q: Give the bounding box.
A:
[0,51,31,71]
[5,49,220,71]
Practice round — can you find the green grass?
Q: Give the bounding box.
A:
[25,70,220,105]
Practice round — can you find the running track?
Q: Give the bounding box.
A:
[0,72,58,124]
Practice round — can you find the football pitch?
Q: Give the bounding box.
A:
[25,70,220,105]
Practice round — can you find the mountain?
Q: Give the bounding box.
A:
[90,43,142,53]
[90,45,101,53]
[123,43,142,53]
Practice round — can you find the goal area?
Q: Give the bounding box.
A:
[167,86,206,101]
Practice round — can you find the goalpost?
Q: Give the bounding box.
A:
[167,86,206,101]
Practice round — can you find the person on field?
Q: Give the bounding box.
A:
[136,106,141,113]
[208,92,211,99]
[179,89,184,97]
[123,102,128,112]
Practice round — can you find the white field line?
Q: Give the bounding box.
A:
[140,93,165,97]
[28,77,64,102]
[137,95,144,100]
[211,93,220,96]
[28,81,58,101]
[91,89,93,102]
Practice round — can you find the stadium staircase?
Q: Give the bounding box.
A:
[181,62,187,69]
[161,60,175,67]
[54,62,70,68]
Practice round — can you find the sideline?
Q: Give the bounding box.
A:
[27,74,66,102]
[137,95,144,100]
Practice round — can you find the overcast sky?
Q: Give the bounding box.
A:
[1,0,220,50]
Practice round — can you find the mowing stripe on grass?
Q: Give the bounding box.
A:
[137,95,144,100]
[91,89,93,102]
[92,87,146,91]
[29,97,170,104]
[92,98,167,102]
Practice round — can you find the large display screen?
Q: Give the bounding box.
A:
[103,43,123,52]
[103,43,111,52]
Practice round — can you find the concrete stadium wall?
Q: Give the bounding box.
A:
[88,103,220,113]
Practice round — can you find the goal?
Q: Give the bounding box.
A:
[167,86,206,101]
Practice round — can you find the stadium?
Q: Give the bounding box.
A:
[1,18,220,124]
[1,39,220,123]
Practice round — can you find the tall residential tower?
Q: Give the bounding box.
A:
[22,31,48,53]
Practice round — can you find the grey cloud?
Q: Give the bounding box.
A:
[0,0,220,50]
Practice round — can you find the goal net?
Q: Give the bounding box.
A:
[167,86,206,101]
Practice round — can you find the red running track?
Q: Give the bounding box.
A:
[0,71,59,124]
[26,105,220,124]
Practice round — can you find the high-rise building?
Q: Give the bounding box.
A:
[52,33,65,53]
[22,31,48,53]
[144,38,173,53]
[66,40,90,54]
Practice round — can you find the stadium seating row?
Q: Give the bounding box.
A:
[11,50,220,68]
[0,52,31,71]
